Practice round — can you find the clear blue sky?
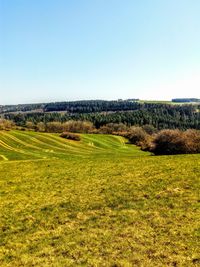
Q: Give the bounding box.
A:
[0,0,200,104]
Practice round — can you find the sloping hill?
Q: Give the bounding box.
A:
[0,131,148,161]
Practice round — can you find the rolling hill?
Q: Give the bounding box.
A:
[0,131,148,161]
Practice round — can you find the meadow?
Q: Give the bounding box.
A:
[0,131,199,266]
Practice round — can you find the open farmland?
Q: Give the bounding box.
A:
[0,131,199,266]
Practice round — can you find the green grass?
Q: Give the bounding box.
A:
[0,131,148,161]
[0,131,199,266]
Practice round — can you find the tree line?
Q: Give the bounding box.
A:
[4,103,200,130]
[1,99,199,114]
[120,127,200,155]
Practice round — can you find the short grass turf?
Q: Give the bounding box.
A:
[0,131,200,266]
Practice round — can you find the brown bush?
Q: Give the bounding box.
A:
[62,121,94,133]
[126,127,149,145]
[151,129,188,155]
[0,119,15,130]
[184,129,200,153]
[26,121,35,130]
[36,122,46,132]
[60,132,81,141]
[98,123,128,134]
[46,122,63,133]
[142,124,158,135]
[139,135,154,151]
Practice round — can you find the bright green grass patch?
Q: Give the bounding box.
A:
[0,131,199,266]
[0,131,148,161]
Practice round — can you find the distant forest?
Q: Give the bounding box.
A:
[2,100,200,130]
[172,98,200,103]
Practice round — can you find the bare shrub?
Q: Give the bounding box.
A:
[46,122,63,133]
[36,122,46,132]
[98,123,128,134]
[0,119,15,130]
[184,129,200,153]
[139,135,154,151]
[26,121,35,130]
[150,129,187,155]
[127,126,149,145]
[62,121,94,133]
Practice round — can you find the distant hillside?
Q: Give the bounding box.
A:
[0,103,45,114]
[172,98,200,103]
[1,98,199,114]
[1,99,200,131]
[1,100,141,114]
[4,101,200,130]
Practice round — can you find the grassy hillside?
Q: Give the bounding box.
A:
[0,131,147,161]
[0,131,199,266]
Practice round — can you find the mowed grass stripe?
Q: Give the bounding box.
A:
[13,131,79,154]
[17,131,130,155]
[11,131,90,158]
[44,133,95,153]
[37,133,84,151]
[0,131,94,161]
[81,134,128,152]
[37,133,100,155]
[0,139,25,154]
[0,131,88,161]
[1,132,45,151]
[12,131,90,156]
[82,135,111,150]
[83,134,126,151]
[0,130,149,162]
[38,134,93,155]
[0,133,44,159]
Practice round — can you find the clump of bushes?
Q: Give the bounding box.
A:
[60,132,81,141]
[142,129,200,155]
[184,129,200,153]
[62,120,94,133]
[26,121,36,130]
[45,122,63,133]
[126,127,149,145]
[119,126,152,151]
[45,121,94,133]
[150,130,187,155]
[98,123,128,134]
[122,127,200,155]
[0,119,15,130]
[36,122,46,132]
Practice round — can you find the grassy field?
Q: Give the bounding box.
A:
[0,131,199,266]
